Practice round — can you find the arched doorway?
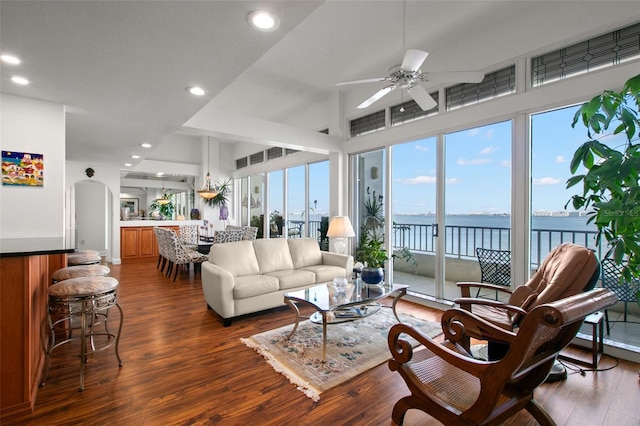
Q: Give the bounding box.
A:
[73,180,112,260]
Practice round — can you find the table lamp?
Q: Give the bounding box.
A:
[326,216,355,255]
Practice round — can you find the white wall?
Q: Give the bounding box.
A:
[0,94,66,238]
[66,161,121,263]
[75,181,108,253]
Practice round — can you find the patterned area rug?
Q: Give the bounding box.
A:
[241,308,441,401]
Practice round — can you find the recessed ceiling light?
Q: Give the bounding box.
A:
[248,11,279,31]
[141,143,152,148]
[131,155,140,159]
[186,86,207,96]
[11,76,29,85]
[1,54,21,65]
[156,172,164,177]
[124,163,132,167]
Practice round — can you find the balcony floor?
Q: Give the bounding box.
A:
[392,270,640,357]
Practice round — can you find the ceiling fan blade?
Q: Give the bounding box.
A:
[421,71,485,84]
[357,85,397,109]
[336,77,387,86]
[407,85,437,111]
[401,49,429,73]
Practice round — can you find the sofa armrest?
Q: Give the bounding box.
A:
[321,252,354,274]
[201,261,236,319]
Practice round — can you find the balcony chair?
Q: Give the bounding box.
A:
[456,243,600,361]
[388,288,617,426]
[475,247,511,298]
[600,258,640,334]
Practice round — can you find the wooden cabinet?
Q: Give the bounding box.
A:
[0,252,67,420]
[120,226,178,262]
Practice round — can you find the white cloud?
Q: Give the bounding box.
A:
[415,145,429,152]
[397,175,436,184]
[457,158,491,166]
[467,128,480,137]
[479,146,498,155]
[484,129,495,139]
[501,160,511,169]
[397,176,460,184]
[556,155,566,163]
[532,177,562,185]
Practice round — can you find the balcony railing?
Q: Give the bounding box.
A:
[391,223,602,267]
[289,219,603,267]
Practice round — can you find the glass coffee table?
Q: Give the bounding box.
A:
[284,280,409,362]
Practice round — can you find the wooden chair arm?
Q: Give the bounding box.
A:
[454,297,529,318]
[441,307,518,348]
[457,281,513,298]
[388,323,491,377]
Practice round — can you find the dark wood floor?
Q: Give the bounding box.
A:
[5,261,640,425]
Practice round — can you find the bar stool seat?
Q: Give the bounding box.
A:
[41,276,123,391]
[67,252,102,265]
[51,264,111,283]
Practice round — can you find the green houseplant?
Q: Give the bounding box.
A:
[202,178,232,220]
[149,194,174,220]
[356,188,417,284]
[566,73,640,295]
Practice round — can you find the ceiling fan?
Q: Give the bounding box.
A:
[337,49,484,111]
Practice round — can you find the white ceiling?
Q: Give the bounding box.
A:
[1,1,638,172]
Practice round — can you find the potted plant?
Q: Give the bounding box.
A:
[203,178,232,220]
[357,234,388,284]
[566,73,640,301]
[149,194,174,220]
[356,188,417,284]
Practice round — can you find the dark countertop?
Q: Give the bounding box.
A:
[0,237,76,258]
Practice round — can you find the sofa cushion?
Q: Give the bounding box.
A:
[253,238,294,274]
[209,240,259,277]
[288,238,323,269]
[300,265,347,283]
[233,275,279,299]
[264,269,316,290]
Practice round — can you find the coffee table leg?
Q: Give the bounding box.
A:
[391,287,407,323]
[321,311,328,363]
[284,298,301,340]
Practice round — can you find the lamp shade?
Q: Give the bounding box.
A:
[326,216,355,238]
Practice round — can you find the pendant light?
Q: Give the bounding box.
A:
[198,137,218,200]
[156,178,171,205]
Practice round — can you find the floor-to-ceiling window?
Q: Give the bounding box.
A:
[391,137,437,296]
[352,149,386,271]
[442,121,512,299]
[267,170,284,237]
[530,105,600,266]
[286,165,306,237]
[309,161,330,248]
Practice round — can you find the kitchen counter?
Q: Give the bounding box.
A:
[0,236,73,419]
[0,236,76,258]
[120,219,201,227]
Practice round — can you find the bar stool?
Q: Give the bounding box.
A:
[41,276,123,391]
[51,264,111,283]
[67,251,102,266]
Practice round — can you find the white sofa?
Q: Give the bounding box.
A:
[201,238,353,326]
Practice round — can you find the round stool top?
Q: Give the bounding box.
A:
[49,276,119,298]
[67,253,102,265]
[75,249,100,256]
[52,264,111,282]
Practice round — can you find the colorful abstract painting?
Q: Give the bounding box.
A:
[2,150,44,186]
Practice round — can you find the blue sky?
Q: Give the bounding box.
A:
[275,102,631,218]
